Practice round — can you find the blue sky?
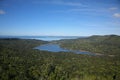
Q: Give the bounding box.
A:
[0,0,120,36]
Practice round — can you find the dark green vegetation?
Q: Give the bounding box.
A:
[57,35,120,56]
[0,36,120,80]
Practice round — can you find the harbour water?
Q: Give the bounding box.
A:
[34,44,94,55]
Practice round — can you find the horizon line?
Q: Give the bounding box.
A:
[0,34,120,37]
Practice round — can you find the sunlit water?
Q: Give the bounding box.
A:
[34,44,95,55]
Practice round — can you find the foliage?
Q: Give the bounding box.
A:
[57,35,120,56]
[0,37,120,80]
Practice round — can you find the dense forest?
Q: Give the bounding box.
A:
[0,36,120,80]
[56,35,120,56]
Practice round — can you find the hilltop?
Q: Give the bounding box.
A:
[56,35,120,56]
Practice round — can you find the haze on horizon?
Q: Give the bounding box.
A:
[0,0,120,36]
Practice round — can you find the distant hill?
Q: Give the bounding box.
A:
[0,38,120,80]
[57,35,120,55]
[0,38,20,40]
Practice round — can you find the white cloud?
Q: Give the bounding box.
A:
[33,0,85,7]
[109,7,118,10]
[69,8,102,12]
[113,13,120,18]
[54,1,82,6]
[0,10,5,14]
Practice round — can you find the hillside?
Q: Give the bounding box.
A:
[56,35,120,56]
[0,38,120,80]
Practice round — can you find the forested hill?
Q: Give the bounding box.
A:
[56,35,120,56]
[0,38,120,80]
[0,38,48,50]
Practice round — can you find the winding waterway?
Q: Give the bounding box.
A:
[34,44,95,55]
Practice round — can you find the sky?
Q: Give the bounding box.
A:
[0,0,120,36]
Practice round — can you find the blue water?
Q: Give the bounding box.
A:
[34,44,94,55]
[34,44,69,52]
[0,36,84,41]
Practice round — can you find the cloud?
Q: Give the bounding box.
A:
[113,13,120,18]
[109,7,118,10]
[33,0,85,7]
[0,10,5,14]
[69,8,103,12]
[53,1,82,6]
